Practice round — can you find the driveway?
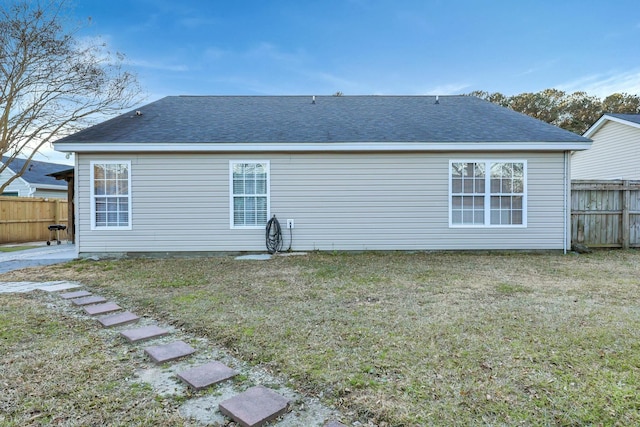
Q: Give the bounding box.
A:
[0,244,77,274]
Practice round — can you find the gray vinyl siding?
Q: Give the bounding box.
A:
[76,151,567,254]
[0,169,31,196]
[572,121,640,180]
[33,189,67,200]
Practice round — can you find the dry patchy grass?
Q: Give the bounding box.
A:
[2,250,640,425]
[0,292,187,426]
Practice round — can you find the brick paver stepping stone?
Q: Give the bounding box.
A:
[177,361,238,390]
[83,302,121,315]
[144,340,195,364]
[98,311,140,328]
[219,385,290,427]
[72,295,107,306]
[60,290,92,299]
[120,325,169,343]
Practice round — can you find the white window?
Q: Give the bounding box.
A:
[230,161,269,228]
[90,161,131,230]
[450,160,526,227]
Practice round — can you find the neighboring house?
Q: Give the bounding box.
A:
[0,156,70,199]
[53,95,591,256]
[572,113,640,180]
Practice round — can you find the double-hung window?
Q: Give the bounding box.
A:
[90,161,131,230]
[230,161,269,228]
[450,160,526,227]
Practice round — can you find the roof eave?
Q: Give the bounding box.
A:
[584,114,640,138]
[54,141,593,153]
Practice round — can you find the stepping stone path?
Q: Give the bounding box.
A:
[72,295,107,306]
[120,325,169,343]
[29,281,345,426]
[177,361,238,390]
[98,311,140,328]
[60,290,92,299]
[83,302,121,315]
[144,340,196,364]
[219,385,290,427]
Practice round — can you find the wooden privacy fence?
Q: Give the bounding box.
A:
[571,180,640,249]
[0,197,68,244]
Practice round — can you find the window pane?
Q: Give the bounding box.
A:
[452,210,462,224]
[256,179,267,194]
[451,163,464,177]
[94,179,105,195]
[452,178,462,193]
[463,211,473,224]
[474,178,484,193]
[244,180,255,195]
[512,196,523,210]
[463,179,473,193]
[474,211,484,223]
[94,164,105,180]
[452,196,462,209]
[512,210,523,224]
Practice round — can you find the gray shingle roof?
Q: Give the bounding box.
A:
[1,156,70,186]
[55,95,589,144]
[607,113,640,125]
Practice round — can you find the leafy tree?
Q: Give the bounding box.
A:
[0,0,141,193]
[469,89,640,135]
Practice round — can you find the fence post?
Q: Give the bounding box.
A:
[622,180,630,249]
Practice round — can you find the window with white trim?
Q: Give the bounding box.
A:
[230,161,269,228]
[91,161,131,229]
[450,160,526,227]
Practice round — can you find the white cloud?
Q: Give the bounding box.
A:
[127,59,189,72]
[425,83,471,95]
[557,69,640,97]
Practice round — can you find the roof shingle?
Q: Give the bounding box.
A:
[54,95,589,145]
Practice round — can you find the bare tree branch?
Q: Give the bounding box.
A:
[0,0,142,192]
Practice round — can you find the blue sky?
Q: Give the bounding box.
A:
[73,0,640,100]
[37,0,640,163]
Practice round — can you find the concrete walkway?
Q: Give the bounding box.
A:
[0,243,77,274]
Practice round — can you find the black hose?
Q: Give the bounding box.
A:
[265,215,283,254]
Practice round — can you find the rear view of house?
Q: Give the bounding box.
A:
[53,95,591,256]
[572,113,640,180]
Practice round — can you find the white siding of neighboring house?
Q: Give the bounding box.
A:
[33,188,67,200]
[0,168,32,196]
[572,120,640,180]
[75,151,568,254]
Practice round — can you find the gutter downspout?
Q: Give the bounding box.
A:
[563,151,569,254]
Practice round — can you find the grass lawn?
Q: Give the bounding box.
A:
[0,245,38,252]
[2,250,640,426]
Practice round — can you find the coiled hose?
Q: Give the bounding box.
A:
[265,215,291,254]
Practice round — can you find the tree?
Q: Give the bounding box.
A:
[0,0,141,193]
[468,89,640,134]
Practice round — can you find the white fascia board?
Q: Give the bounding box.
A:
[54,140,592,153]
[584,114,640,138]
[33,184,67,191]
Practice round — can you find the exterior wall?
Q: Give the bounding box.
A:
[572,121,640,179]
[33,189,67,200]
[0,168,32,196]
[75,151,567,254]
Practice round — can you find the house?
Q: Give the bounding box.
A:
[572,113,640,180]
[0,156,70,199]
[53,95,591,256]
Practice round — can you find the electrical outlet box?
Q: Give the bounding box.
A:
[286,219,294,229]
